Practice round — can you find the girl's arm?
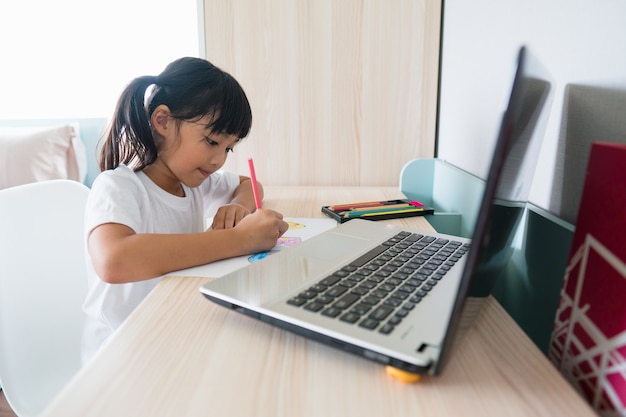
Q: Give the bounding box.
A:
[89,208,287,284]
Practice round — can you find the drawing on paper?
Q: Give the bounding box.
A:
[248,221,305,263]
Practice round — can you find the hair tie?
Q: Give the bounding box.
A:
[145,76,163,114]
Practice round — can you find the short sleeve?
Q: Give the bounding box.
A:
[85,167,147,236]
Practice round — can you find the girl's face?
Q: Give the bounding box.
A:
[148,108,241,195]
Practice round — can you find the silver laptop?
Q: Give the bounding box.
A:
[200,47,554,375]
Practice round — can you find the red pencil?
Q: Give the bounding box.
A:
[247,158,262,210]
[330,200,400,211]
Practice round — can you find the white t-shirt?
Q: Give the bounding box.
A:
[81,165,240,363]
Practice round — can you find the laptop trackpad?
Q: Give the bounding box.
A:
[304,233,372,262]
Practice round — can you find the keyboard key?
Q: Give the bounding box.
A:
[399,284,417,293]
[409,295,423,303]
[298,290,317,299]
[379,323,395,334]
[360,281,377,290]
[351,287,369,296]
[369,305,394,321]
[333,293,360,309]
[304,302,324,312]
[334,270,351,278]
[395,309,409,318]
[341,278,359,287]
[362,296,380,305]
[355,269,373,277]
[405,234,423,242]
[387,277,402,286]
[322,307,341,318]
[351,303,372,315]
[287,297,306,306]
[359,318,380,330]
[383,298,402,308]
[370,290,388,299]
[391,291,409,300]
[319,275,341,286]
[326,286,348,297]
[314,295,333,304]
[340,312,361,323]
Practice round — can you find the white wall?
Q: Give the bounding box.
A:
[0,0,200,119]
[437,0,626,210]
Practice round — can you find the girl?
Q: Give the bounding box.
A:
[82,57,288,363]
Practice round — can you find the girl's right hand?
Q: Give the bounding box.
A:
[234,209,289,253]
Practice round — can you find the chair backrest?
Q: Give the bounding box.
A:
[0,180,89,417]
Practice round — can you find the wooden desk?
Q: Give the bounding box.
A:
[41,187,596,417]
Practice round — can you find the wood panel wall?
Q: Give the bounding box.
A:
[203,0,441,186]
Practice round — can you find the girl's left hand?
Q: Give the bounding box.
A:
[211,203,252,230]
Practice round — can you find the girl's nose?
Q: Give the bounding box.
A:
[209,152,227,166]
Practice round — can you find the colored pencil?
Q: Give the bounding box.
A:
[346,203,412,212]
[344,206,424,218]
[359,208,425,217]
[247,158,262,210]
[330,199,408,211]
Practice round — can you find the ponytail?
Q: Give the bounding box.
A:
[99,75,159,171]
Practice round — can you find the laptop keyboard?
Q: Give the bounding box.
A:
[287,231,469,335]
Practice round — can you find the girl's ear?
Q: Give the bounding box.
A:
[151,105,172,136]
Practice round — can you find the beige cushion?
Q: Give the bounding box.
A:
[0,124,86,189]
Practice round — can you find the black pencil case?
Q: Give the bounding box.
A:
[321,199,434,224]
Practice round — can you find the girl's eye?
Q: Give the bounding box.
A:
[205,137,234,153]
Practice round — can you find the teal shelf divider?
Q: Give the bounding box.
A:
[399,158,484,238]
[398,158,575,355]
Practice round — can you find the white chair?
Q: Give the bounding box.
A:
[0,180,89,417]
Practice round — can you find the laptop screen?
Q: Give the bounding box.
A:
[434,46,554,374]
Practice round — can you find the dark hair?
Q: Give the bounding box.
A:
[99,57,252,171]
